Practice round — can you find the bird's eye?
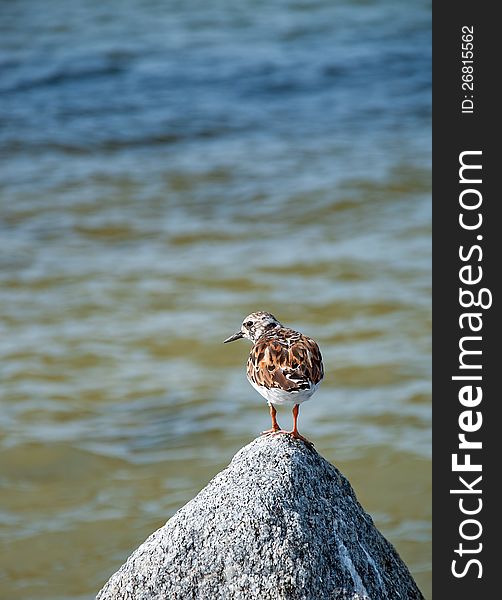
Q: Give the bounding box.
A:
[245,321,253,327]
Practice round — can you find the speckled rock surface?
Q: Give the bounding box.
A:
[96,435,424,600]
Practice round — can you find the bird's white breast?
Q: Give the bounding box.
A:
[248,378,320,406]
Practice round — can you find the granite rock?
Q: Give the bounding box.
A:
[96,435,424,600]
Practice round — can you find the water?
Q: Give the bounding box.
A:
[0,0,431,598]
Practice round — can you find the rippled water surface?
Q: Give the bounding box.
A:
[0,0,431,598]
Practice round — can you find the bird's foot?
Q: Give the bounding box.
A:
[261,426,281,436]
[272,429,314,447]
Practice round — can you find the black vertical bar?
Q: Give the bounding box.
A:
[434,1,497,597]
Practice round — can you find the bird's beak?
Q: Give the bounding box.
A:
[223,331,244,343]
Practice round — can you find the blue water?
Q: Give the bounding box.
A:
[1,0,430,186]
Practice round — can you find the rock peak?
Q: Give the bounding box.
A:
[97,435,424,600]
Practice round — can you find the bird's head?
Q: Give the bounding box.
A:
[223,311,282,344]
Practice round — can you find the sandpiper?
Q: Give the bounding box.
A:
[224,311,323,445]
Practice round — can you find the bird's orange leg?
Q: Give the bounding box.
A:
[273,404,313,446]
[261,404,281,435]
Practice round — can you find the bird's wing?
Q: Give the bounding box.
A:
[247,334,323,391]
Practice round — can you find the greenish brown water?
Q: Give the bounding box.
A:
[1,0,431,597]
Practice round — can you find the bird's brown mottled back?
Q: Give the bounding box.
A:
[247,328,324,392]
